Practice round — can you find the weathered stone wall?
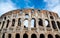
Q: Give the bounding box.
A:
[0,9,60,38]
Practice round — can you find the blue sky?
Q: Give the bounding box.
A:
[0,0,60,16]
[11,0,46,9]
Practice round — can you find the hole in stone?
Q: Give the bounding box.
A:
[40,34,45,38]
[38,19,43,26]
[48,34,53,38]
[31,34,37,38]
[25,14,29,18]
[24,20,28,28]
[45,19,50,27]
[31,18,36,28]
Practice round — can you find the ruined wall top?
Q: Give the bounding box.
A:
[0,9,59,18]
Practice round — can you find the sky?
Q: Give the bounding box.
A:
[0,0,60,17]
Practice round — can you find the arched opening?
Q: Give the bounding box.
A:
[16,33,20,38]
[31,18,36,28]
[51,21,57,29]
[4,17,6,20]
[24,19,28,28]
[6,20,10,28]
[45,19,50,27]
[20,10,23,14]
[23,33,28,38]
[12,19,15,26]
[8,34,11,38]
[18,18,21,26]
[55,34,60,38]
[48,34,53,38]
[40,34,45,38]
[38,18,43,26]
[31,9,34,13]
[50,16,54,19]
[0,22,1,25]
[25,14,29,19]
[57,21,60,29]
[38,10,40,13]
[2,33,5,38]
[31,34,37,38]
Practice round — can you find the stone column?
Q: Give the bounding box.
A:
[5,33,8,38]
[28,19,31,31]
[29,34,31,38]
[43,19,47,31]
[45,34,47,38]
[37,34,39,38]
[53,34,55,38]
[35,12,39,33]
[21,13,24,31]
[36,17,39,33]
[12,33,15,38]
[0,21,3,29]
[28,13,31,31]
[0,18,3,29]
[1,33,3,38]
[42,13,46,31]
[20,32,23,38]
[49,20,54,32]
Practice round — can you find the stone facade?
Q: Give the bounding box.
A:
[0,9,60,38]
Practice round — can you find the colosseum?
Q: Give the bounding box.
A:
[0,9,60,38]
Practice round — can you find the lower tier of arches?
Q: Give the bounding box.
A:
[0,31,60,38]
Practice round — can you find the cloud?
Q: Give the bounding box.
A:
[24,0,34,9]
[0,0,17,16]
[44,0,60,17]
[24,5,34,9]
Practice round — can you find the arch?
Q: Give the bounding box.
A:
[16,33,20,38]
[31,18,36,28]
[12,19,15,26]
[48,34,53,38]
[40,34,45,38]
[50,16,54,19]
[24,19,28,28]
[0,22,1,25]
[31,9,34,13]
[4,17,6,20]
[31,34,37,38]
[23,33,28,38]
[38,18,43,26]
[8,34,11,38]
[57,21,60,29]
[38,10,40,13]
[6,20,10,28]
[18,18,21,26]
[20,10,23,14]
[25,14,29,19]
[55,34,60,38]
[2,33,5,38]
[51,21,57,29]
[45,19,50,27]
